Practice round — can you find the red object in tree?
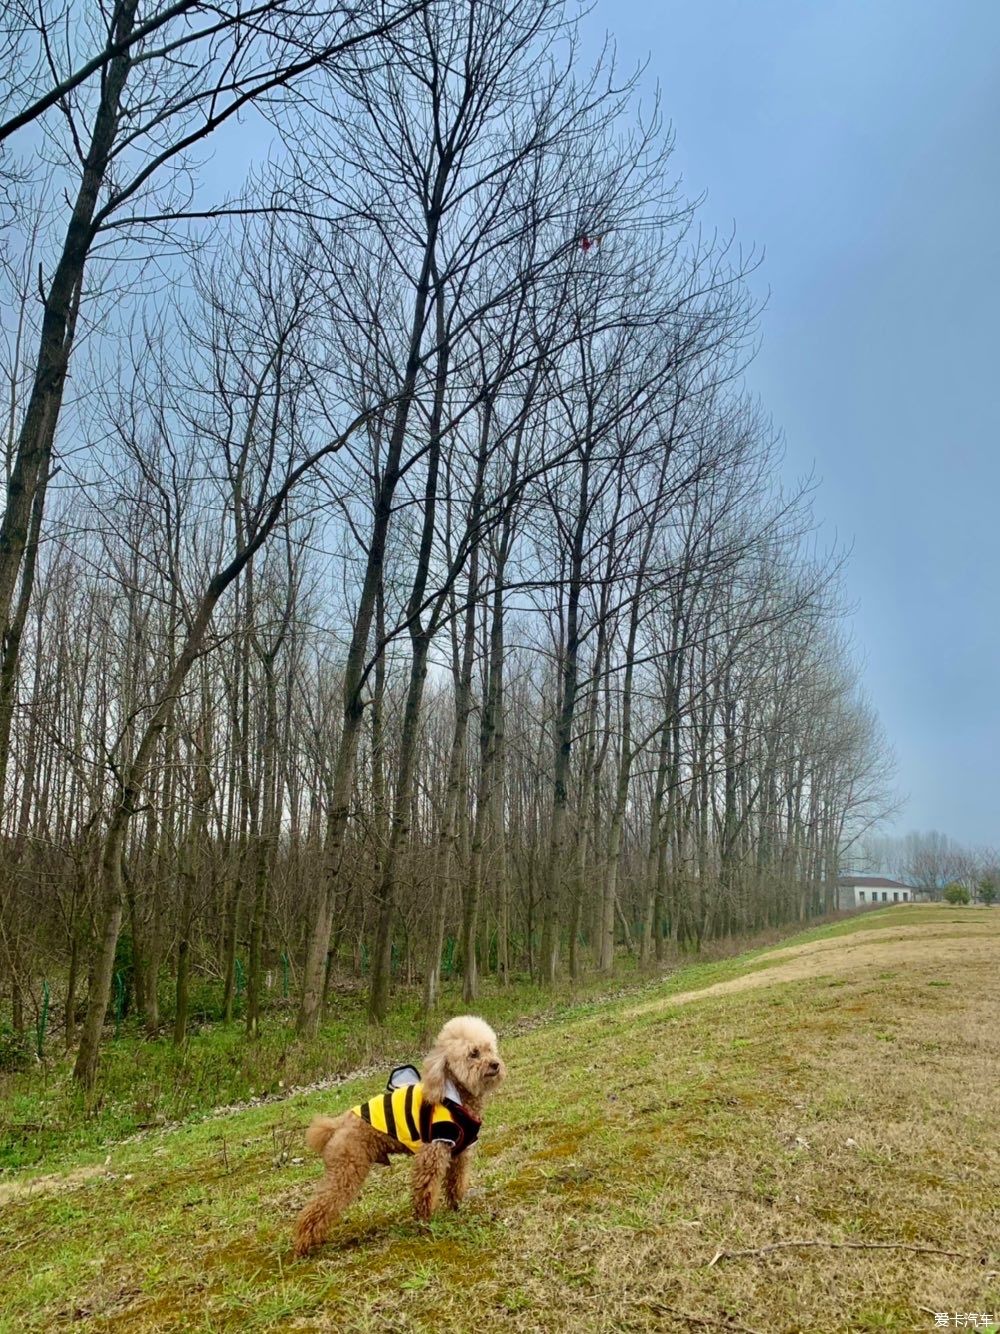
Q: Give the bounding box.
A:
[580,235,592,251]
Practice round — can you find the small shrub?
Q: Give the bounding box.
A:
[0,1023,35,1073]
[942,883,970,905]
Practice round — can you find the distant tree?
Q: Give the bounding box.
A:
[976,880,997,907]
[902,831,971,895]
[942,883,970,906]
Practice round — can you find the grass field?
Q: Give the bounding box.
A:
[0,914,859,1176]
[1,905,997,1332]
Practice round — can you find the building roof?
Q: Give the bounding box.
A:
[838,876,913,890]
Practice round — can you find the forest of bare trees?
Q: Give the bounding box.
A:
[1,0,894,1087]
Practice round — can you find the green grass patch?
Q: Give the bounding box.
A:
[1,905,967,1179]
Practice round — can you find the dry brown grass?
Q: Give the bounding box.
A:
[627,910,999,1017]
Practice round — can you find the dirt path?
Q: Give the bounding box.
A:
[0,1161,111,1206]
[626,914,996,1018]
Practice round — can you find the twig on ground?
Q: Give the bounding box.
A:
[707,1239,979,1268]
[640,1300,764,1334]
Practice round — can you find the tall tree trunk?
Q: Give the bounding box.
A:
[569,577,611,980]
[0,471,49,821]
[0,0,139,805]
[462,523,505,1001]
[640,716,671,965]
[64,928,81,1050]
[368,297,450,1023]
[173,865,194,1047]
[297,192,444,1038]
[247,661,279,1036]
[424,550,478,1012]
[368,632,431,1021]
[540,435,592,985]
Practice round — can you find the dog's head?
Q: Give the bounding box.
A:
[421,1015,505,1105]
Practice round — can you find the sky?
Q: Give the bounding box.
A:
[574,0,1000,847]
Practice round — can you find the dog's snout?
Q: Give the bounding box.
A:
[487,1059,501,1075]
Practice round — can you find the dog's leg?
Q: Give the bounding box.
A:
[293,1122,380,1257]
[411,1141,452,1221]
[444,1148,472,1210]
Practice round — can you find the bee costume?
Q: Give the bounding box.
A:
[351,1065,481,1155]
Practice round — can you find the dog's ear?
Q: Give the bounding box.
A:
[421,1044,448,1104]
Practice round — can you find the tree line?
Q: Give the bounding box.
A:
[1,0,894,1087]
[858,830,998,901]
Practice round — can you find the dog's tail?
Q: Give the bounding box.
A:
[305,1115,340,1154]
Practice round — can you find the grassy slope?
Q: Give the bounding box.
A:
[1,906,997,1333]
[0,913,866,1176]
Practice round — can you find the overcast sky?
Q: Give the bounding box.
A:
[576,0,1000,847]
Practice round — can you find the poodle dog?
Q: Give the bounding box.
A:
[293,1015,505,1256]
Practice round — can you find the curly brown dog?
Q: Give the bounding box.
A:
[293,1015,505,1256]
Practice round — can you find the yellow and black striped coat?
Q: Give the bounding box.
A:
[350,1078,480,1155]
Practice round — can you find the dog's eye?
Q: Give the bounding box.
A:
[469,1048,480,1059]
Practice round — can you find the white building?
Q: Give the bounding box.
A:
[837,876,913,910]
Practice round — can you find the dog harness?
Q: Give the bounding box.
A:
[350,1064,481,1155]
